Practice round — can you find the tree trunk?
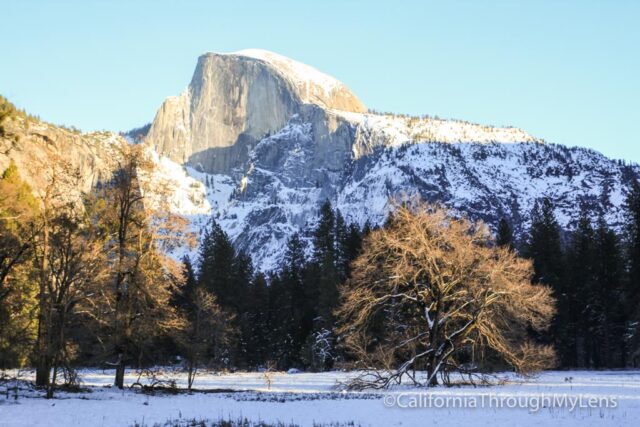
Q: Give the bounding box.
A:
[426,300,441,387]
[114,355,126,389]
[187,361,195,391]
[46,364,58,399]
[426,368,439,387]
[35,360,50,387]
[602,315,611,367]
[35,197,51,388]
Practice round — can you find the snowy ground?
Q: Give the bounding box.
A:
[1,369,639,426]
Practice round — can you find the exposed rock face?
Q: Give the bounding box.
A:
[145,50,366,175]
[0,115,126,207]
[233,49,367,113]
[4,50,638,273]
[184,119,639,272]
[139,49,640,271]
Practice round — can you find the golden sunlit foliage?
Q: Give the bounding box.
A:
[337,202,556,389]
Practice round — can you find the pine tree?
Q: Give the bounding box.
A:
[281,233,311,367]
[336,218,363,281]
[314,201,336,261]
[527,199,565,288]
[496,217,513,249]
[312,200,339,330]
[197,219,236,309]
[172,256,198,311]
[233,249,254,366]
[625,180,640,301]
[267,272,297,368]
[624,180,640,366]
[300,201,344,369]
[335,211,349,281]
[566,209,596,367]
[197,219,258,367]
[284,233,305,279]
[244,272,270,367]
[362,220,373,237]
[525,198,567,365]
[232,250,253,311]
[593,216,626,367]
[0,96,17,138]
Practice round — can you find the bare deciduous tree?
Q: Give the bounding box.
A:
[336,202,556,389]
[39,211,108,398]
[32,155,85,388]
[176,287,236,390]
[85,146,193,389]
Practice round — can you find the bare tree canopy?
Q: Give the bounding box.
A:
[336,202,556,389]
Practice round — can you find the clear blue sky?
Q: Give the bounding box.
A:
[2,0,639,162]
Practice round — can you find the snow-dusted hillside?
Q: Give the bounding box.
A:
[340,111,540,157]
[138,49,639,271]
[149,115,637,272]
[2,50,634,273]
[338,140,632,234]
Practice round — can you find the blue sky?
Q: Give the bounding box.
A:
[2,0,639,162]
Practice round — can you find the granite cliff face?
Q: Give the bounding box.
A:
[176,119,638,272]
[145,49,366,175]
[140,50,638,271]
[0,113,126,207]
[3,50,638,272]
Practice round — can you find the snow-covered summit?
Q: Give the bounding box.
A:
[334,111,543,158]
[147,114,637,272]
[229,48,367,113]
[233,49,337,88]
[139,50,640,271]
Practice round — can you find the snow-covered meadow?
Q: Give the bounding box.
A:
[1,369,639,426]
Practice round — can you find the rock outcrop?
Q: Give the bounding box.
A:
[136,49,640,271]
[145,50,366,175]
[0,113,126,207]
[3,50,638,272]
[186,119,638,272]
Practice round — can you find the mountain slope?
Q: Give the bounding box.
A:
[139,50,639,271]
[2,51,637,273]
[152,114,636,271]
[0,103,126,207]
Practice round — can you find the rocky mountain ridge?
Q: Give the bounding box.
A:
[2,51,638,271]
[0,111,126,208]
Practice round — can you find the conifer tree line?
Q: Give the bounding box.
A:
[185,200,369,372]
[2,146,640,396]
[504,193,640,368]
[190,191,640,372]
